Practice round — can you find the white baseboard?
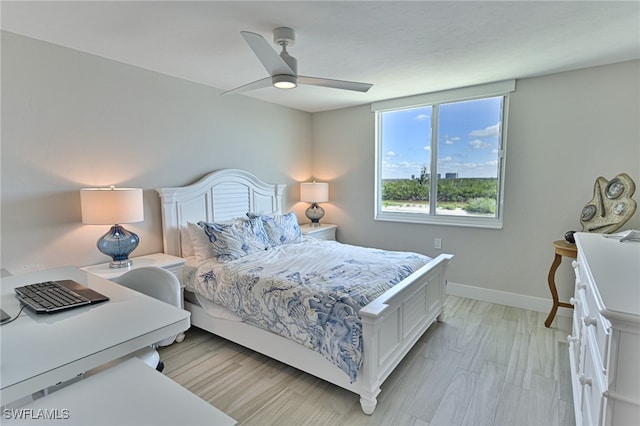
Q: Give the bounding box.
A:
[446,282,573,318]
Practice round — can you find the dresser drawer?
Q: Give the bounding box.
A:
[581,292,612,376]
[573,260,589,311]
[572,260,584,292]
[569,295,584,376]
[582,340,607,426]
[575,259,612,377]
[587,316,611,377]
[568,338,583,425]
[585,326,609,384]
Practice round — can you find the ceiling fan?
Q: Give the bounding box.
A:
[222,27,373,95]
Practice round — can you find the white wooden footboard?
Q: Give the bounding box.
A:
[356,253,452,413]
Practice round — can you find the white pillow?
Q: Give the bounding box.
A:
[180,225,194,258]
[187,222,216,261]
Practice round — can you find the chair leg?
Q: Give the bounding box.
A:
[156,360,165,373]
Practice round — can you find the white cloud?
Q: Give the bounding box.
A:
[480,160,498,168]
[385,151,397,158]
[469,123,500,138]
[382,158,427,179]
[442,159,497,174]
[415,113,430,121]
[469,139,491,150]
[444,136,460,145]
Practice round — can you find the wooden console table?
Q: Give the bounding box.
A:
[544,240,577,327]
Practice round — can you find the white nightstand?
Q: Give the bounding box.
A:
[81,253,185,282]
[299,223,337,241]
[81,253,188,342]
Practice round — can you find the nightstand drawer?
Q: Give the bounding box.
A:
[299,223,337,241]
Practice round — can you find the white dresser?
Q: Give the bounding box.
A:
[568,232,640,425]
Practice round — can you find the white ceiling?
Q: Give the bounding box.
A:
[2,1,639,113]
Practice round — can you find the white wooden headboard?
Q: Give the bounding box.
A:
[156,169,286,257]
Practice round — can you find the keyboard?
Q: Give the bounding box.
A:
[15,281,91,313]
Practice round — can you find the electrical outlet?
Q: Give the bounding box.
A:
[434,238,442,249]
[22,264,41,273]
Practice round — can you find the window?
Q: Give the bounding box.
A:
[373,80,514,229]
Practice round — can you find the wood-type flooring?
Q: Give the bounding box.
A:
[160,296,575,426]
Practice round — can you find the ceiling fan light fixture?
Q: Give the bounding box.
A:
[225,28,372,95]
[272,74,297,89]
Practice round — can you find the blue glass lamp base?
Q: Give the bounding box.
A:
[97,224,139,269]
[305,203,325,228]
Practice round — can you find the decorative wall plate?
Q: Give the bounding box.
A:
[579,173,637,233]
[605,178,625,199]
[581,205,596,221]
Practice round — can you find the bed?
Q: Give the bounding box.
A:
[156,169,453,414]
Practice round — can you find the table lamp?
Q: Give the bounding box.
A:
[300,181,329,227]
[80,187,144,268]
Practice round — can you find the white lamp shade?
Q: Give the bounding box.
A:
[80,187,144,225]
[300,182,329,203]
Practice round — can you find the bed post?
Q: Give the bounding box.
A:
[156,190,182,257]
[359,311,381,415]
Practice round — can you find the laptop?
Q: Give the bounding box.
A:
[14,279,109,314]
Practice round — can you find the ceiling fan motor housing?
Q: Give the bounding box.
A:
[273,27,295,47]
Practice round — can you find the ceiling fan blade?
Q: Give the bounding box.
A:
[241,31,294,76]
[298,76,373,93]
[221,76,272,95]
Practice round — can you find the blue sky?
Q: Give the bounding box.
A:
[381,97,503,179]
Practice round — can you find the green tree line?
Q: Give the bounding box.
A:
[382,176,497,202]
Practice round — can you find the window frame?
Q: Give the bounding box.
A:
[372,80,515,229]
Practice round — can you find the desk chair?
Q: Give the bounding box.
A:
[113,267,181,372]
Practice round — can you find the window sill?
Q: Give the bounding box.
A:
[374,211,503,229]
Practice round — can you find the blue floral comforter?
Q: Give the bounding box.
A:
[190,238,431,381]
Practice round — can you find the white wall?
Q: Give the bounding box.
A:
[1,32,312,273]
[312,60,640,306]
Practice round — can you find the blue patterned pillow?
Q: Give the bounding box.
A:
[199,218,269,261]
[247,212,302,247]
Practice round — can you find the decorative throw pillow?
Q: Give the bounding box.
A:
[199,218,269,261]
[247,211,302,246]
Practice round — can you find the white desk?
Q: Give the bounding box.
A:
[0,267,191,405]
[1,358,236,425]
